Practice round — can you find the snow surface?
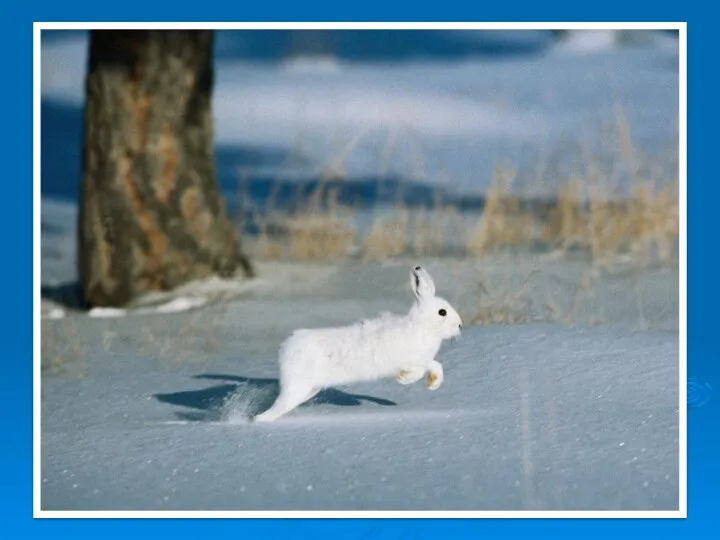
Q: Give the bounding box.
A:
[40,252,679,511]
[39,30,680,512]
[41,302,679,511]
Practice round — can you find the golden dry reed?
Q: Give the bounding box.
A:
[239,112,678,268]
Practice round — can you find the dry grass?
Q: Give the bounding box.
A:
[411,204,462,257]
[287,210,357,261]
[470,279,535,325]
[538,177,679,267]
[362,206,410,262]
[466,166,535,256]
[242,182,359,262]
[540,178,586,248]
[41,306,228,377]
[41,319,89,377]
[236,111,679,271]
[466,257,670,329]
[240,175,678,269]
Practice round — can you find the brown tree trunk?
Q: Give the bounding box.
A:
[78,30,253,308]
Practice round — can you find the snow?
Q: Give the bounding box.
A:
[87,297,210,318]
[553,30,679,56]
[153,297,209,314]
[39,29,680,512]
[85,297,211,318]
[40,250,680,511]
[87,307,127,319]
[40,30,678,200]
[45,307,65,320]
[40,307,679,511]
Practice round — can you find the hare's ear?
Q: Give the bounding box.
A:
[411,265,436,301]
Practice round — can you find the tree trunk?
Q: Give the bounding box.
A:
[78,30,253,308]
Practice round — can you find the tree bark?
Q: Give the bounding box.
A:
[78,30,253,308]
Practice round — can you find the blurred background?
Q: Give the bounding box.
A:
[41,29,679,280]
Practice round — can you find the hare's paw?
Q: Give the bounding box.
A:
[426,372,442,390]
[396,367,425,385]
[426,360,444,391]
[253,381,313,422]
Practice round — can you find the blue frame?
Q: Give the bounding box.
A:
[16,1,708,537]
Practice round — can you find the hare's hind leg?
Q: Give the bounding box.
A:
[254,379,314,423]
[396,367,426,385]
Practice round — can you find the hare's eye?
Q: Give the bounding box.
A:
[438,309,447,317]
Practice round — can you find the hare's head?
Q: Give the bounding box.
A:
[408,265,462,340]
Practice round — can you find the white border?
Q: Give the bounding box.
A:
[33,21,687,519]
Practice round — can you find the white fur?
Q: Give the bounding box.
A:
[253,265,462,422]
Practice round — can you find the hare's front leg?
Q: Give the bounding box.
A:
[396,367,425,385]
[426,359,444,391]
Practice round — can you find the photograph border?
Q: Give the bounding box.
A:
[33,21,687,519]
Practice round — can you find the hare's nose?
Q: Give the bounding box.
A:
[458,324,463,330]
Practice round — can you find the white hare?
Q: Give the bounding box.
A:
[253,265,463,422]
